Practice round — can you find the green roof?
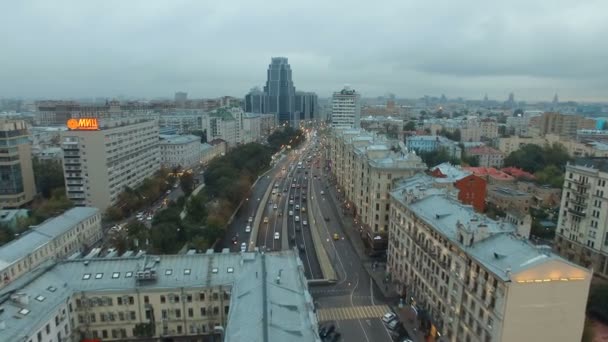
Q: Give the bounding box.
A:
[210,107,235,120]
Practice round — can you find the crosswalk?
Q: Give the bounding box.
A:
[317,305,390,322]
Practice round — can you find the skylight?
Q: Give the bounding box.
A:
[112,272,120,279]
[47,286,57,292]
[212,268,218,274]
[125,271,133,278]
[165,269,173,275]
[227,267,234,273]
[19,308,30,315]
[35,295,46,302]
[184,269,191,275]
[83,273,91,280]
[95,273,103,279]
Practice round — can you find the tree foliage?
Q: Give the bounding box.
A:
[438,128,461,142]
[417,147,460,167]
[403,121,417,131]
[180,172,195,196]
[504,143,570,187]
[588,284,608,323]
[267,127,305,152]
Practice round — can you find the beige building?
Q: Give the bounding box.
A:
[0,207,101,290]
[159,134,202,170]
[554,158,608,278]
[465,146,504,168]
[537,112,596,138]
[0,250,320,342]
[60,118,160,211]
[388,183,591,342]
[329,128,426,246]
[0,120,36,207]
[486,185,533,213]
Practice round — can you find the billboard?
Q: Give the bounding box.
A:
[67,118,99,130]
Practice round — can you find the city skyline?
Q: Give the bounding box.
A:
[1,1,607,101]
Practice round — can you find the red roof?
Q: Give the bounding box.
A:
[466,146,502,155]
[501,167,536,180]
[463,167,514,180]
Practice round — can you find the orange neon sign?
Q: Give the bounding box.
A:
[67,118,99,130]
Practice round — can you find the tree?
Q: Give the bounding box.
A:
[504,143,571,175]
[588,284,608,322]
[150,222,181,253]
[0,224,15,246]
[32,158,65,199]
[105,206,124,222]
[403,121,417,131]
[180,172,195,195]
[417,147,460,167]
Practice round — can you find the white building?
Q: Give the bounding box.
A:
[60,118,160,211]
[331,86,361,129]
[159,134,203,170]
[389,182,591,342]
[554,158,608,278]
[202,109,239,148]
[158,112,204,134]
[0,207,102,290]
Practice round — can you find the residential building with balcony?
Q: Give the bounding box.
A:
[388,185,591,342]
[0,120,36,207]
[60,118,160,211]
[331,86,361,129]
[554,158,608,278]
[0,250,319,342]
[0,207,101,290]
[158,111,204,134]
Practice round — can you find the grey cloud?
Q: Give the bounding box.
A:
[0,0,607,101]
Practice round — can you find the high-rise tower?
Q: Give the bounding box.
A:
[263,57,296,124]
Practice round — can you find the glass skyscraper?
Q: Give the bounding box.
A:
[263,57,296,124]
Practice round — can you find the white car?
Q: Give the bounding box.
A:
[245,225,251,233]
[320,190,325,195]
[248,216,253,223]
[273,204,278,210]
[289,200,294,205]
[240,242,247,252]
[382,312,397,324]
[295,216,300,222]
[295,204,300,210]
[289,210,293,216]
[146,216,153,221]
[303,220,308,226]
[274,232,280,240]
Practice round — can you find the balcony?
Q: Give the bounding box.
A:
[568,208,586,217]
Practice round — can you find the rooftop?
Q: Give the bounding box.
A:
[464,167,514,181]
[0,207,99,270]
[571,157,608,173]
[488,186,531,197]
[466,146,503,155]
[160,134,200,145]
[0,250,319,342]
[391,187,579,281]
[431,162,472,182]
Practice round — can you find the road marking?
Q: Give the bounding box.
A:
[317,304,390,322]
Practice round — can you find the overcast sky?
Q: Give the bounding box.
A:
[1,0,607,101]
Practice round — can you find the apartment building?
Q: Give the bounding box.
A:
[0,207,101,289]
[158,112,204,134]
[429,162,487,212]
[60,118,160,211]
[202,110,238,148]
[537,112,596,138]
[388,184,591,342]
[465,146,504,168]
[0,120,36,207]
[486,186,533,213]
[499,134,608,158]
[406,135,462,160]
[329,128,426,250]
[159,134,202,170]
[331,86,361,129]
[0,250,320,342]
[554,158,608,278]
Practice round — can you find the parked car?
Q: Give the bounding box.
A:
[382,312,397,324]
[274,232,280,240]
[240,242,246,252]
[245,225,251,233]
[333,233,340,240]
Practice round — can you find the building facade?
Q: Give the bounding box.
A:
[331,86,361,129]
[264,57,296,124]
[294,91,318,123]
[158,112,204,134]
[406,135,462,160]
[465,146,504,168]
[388,185,591,342]
[60,118,160,211]
[159,135,202,170]
[538,112,596,138]
[244,87,266,114]
[554,158,608,278]
[0,120,36,207]
[0,207,101,289]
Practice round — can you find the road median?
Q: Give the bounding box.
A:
[307,176,337,281]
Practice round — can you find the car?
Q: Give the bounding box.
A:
[289,210,293,216]
[301,207,306,212]
[248,216,253,223]
[333,233,340,240]
[245,225,251,233]
[324,216,330,222]
[166,189,171,195]
[290,195,294,200]
[320,190,325,195]
[146,216,153,221]
[232,236,238,245]
[290,235,295,242]
[240,242,247,252]
[295,215,300,222]
[283,188,288,192]
[291,184,296,188]
[289,200,294,205]
[274,232,280,240]
[263,217,269,223]
[299,244,305,251]
[273,204,278,210]
[295,204,300,210]
[382,312,397,324]
[303,220,308,226]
